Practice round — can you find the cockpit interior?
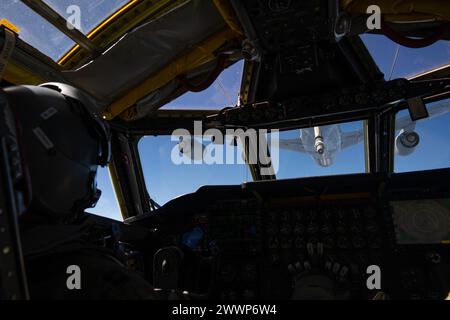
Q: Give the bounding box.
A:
[1,0,450,300]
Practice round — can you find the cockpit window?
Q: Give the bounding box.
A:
[162,60,244,110]
[1,0,75,61]
[394,98,450,173]
[269,120,367,179]
[42,0,130,34]
[361,34,450,80]
[137,60,246,206]
[89,166,122,221]
[138,120,367,205]
[1,0,131,61]
[138,135,251,206]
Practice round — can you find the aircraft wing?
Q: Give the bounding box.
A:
[341,130,364,149]
[278,138,307,153]
[396,100,450,131]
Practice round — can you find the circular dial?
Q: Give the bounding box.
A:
[393,200,450,243]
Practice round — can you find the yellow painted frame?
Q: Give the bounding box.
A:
[212,0,244,37]
[0,19,20,34]
[2,61,45,85]
[55,0,244,121]
[105,28,238,121]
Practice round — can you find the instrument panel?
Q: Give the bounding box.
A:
[179,196,386,299]
[132,170,450,300]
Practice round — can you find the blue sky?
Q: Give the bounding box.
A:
[2,2,449,220]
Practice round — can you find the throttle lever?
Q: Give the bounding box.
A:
[153,246,216,299]
[153,246,184,290]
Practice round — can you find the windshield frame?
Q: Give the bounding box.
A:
[386,90,450,174]
[131,113,373,209]
[136,133,254,207]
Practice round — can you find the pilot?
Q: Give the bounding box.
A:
[4,83,157,299]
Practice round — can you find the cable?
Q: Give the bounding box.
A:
[217,78,234,106]
[388,44,400,80]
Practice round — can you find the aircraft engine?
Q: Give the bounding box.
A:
[395,130,420,156]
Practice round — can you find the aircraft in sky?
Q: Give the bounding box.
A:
[176,100,450,167]
[279,100,450,167]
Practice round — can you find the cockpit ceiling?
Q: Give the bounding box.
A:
[61,0,235,111]
[2,0,450,122]
[77,0,450,122]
